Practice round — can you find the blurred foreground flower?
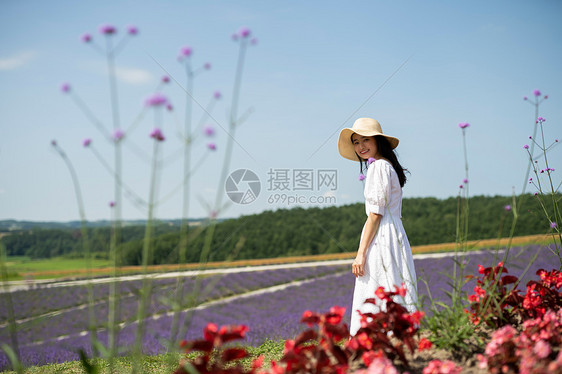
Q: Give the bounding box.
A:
[99,24,117,35]
[127,25,138,35]
[113,129,124,142]
[60,82,71,93]
[458,122,470,129]
[150,128,165,142]
[145,93,168,107]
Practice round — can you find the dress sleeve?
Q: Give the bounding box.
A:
[364,161,391,215]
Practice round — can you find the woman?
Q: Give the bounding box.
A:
[338,117,417,336]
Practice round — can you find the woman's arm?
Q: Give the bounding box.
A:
[352,212,382,277]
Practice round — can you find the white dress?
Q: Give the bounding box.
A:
[349,159,418,336]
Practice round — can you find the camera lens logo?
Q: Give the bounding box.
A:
[225,169,261,204]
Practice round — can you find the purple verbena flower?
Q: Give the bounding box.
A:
[113,129,124,142]
[231,33,239,41]
[529,136,532,139]
[150,128,165,141]
[459,184,464,189]
[523,96,528,101]
[203,124,215,137]
[533,89,541,97]
[536,116,545,124]
[127,25,138,35]
[214,90,222,100]
[207,143,217,151]
[83,138,92,147]
[367,157,376,165]
[60,82,71,93]
[238,27,251,38]
[250,38,258,45]
[359,174,365,181]
[534,192,538,196]
[463,178,468,184]
[504,205,511,212]
[204,62,211,70]
[162,75,170,83]
[166,103,173,111]
[144,93,168,107]
[81,33,92,43]
[99,24,117,35]
[550,221,558,229]
[178,46,193,60]
[109,201,116,208]
[458,122,470,129]
[523,144,529,149]
[51,140,57,146]
[544,95,548,99]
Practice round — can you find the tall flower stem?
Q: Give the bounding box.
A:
[105,34,122,368]
[132,139,161,373]
[169,61,194,348]
[521,101,539,195]
[176,37,250,344]
[51,143,99,357]
[452,127,470,305]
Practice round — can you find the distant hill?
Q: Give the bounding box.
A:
[0,218,208,231]
[1,194,556,264]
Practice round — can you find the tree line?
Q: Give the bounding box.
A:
[2,194,556,265]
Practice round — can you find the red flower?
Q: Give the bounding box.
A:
[418,338,433,351]
[375,286,387,300]
[356,332,373,350]
[204,322,218,342]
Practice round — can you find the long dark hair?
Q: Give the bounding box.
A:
[356,135,408,187]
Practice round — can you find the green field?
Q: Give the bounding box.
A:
[3,256,111,281]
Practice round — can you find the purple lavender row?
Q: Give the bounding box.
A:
[0,270,353,369]
[1,264,347,321]
[0,265,348,345]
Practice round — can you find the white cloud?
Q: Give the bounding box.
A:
[115,66,153,85]
[81,61,154,85]
[0,51,37,71]
[323,190,336,198]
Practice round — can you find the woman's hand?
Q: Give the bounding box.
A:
[352,252,366,277]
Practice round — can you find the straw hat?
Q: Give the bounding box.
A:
[337,118,399,161]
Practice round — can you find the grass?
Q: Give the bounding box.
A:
[2,234,554,282]
[0,340,286,374]
[3,257,111,281]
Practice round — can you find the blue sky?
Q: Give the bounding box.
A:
[1,0,561,222]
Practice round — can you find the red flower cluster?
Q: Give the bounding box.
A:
[521,269,562,319]
[175,323,255,374]
[174,285,439,374]
[348,284,424,367]
[465,262,520,327]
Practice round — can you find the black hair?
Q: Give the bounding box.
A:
[355,135,408,187]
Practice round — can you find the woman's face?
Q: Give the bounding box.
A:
[352,134,377,160]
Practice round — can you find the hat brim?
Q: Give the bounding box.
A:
[337,128,399,161]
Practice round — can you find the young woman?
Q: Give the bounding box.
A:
[338,117,417,336]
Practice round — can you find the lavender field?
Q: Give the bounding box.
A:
[0,244,558,370]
